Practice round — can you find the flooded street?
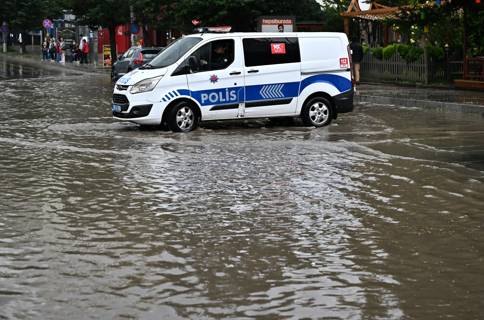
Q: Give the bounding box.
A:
[1,57,484,319]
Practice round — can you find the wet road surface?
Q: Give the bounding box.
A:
[1,57,484,319]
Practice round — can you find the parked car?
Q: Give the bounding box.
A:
[111,46,163,81]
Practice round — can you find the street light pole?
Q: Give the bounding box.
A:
[130,5,135,46]
[1,21,8,53]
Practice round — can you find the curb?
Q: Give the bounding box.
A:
[355,94,484,116]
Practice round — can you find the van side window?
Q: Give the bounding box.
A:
[179,39,234,74]
[243,38,300,67]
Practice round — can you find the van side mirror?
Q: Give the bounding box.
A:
[188,56,200,72]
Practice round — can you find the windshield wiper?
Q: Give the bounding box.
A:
[140,63,164,70]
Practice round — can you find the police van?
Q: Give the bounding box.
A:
[112,32,354,132]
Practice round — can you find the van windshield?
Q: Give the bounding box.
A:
[147,37,202,68]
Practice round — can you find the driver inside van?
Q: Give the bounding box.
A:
[210,43,231,70]
[199,42,232,71]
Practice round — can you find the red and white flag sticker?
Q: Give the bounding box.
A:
[340,57,349,68]
[271,43,286,54]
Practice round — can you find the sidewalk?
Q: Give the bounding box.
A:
[355,83,484,115]
[0,52,111,75]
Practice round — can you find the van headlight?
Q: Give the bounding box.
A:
[130,76,163,94]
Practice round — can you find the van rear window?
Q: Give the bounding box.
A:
[243,38,300,67]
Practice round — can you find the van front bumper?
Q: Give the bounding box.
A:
[113,104,153,118]
[334,89,354,113]
[112,91,165,125]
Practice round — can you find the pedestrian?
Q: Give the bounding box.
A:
[49,38,56,61]
[18,32,23,54]
[78,33,88,52]
[81,39,89,64]
[55,39,62,63]
[71,40,79,63]
[59,37,66,64]
[41,39,48,60]
[350,38,364,85]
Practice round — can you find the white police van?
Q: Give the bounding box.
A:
[112,32,354,132]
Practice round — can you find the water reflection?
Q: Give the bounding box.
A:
[0,56,75,79]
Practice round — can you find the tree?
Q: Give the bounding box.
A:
[318,0,348,32]
[138,0,323,33]
[391,0,483,57]
[0,0,65,32]
[68,0,130,63]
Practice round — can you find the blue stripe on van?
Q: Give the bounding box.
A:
[245,82,299,102]
[300,74,352,93]
[177,89,190,96]
[164,74,351,106]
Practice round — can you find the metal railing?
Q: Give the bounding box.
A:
[464,57,484,81]
[360,53,464,84]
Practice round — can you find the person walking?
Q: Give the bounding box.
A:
[59,37,66,64]
[81,39,89,64]
[41,39,48,60]
[350,38,364,84]
[49,38,56,61]
[71,41,79,63]
[55,39,62,63]
[18,32,23,54]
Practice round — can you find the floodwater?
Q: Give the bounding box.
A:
[1,57,484,319]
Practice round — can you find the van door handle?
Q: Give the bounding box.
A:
[229,71,241,75]
[247,69,259,73]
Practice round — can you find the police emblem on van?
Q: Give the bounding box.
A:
[209,74,218,83]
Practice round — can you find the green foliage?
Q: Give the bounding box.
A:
[404,46,424,63]
[371,47,383,60]
[69,0,130,28]
[158,0,323,32]
[319,6,344,32]
[467,9,484,56]
[425,44,444,61]
[371,43,429,63]
[362,44,369,55]
[382,44,397,59]
[386,0,484,58]
[0,0,65,31]
[396,43,410,58]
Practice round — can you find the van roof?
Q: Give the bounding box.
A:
[185,32,348,40]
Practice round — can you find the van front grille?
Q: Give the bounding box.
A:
[113,94,129,105]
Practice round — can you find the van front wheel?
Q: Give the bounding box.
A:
[301,97,333,127]
[167,102,199,132]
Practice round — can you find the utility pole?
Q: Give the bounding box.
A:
[1,21,7,53]
[130,5,135,46]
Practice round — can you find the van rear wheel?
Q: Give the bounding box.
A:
[301,96,333,127]
[167,101,199,132]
